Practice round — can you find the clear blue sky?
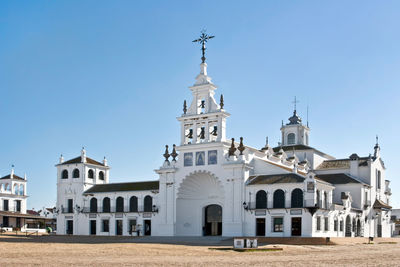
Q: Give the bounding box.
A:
[1,1,399,209]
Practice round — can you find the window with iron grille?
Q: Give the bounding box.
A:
[273,217,283,232]
[324,217,329,231]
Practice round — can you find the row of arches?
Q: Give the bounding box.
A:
[255,188,303,209]
[61,169,105,180]
[89,196,153,213]
[0,183,24,195]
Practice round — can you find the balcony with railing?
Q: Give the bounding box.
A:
[81,205,158,214]
[61,207,74,214]
[243,199,335,211]
[245,199,314,210]
[316,200,332,210]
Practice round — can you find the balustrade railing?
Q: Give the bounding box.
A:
[81,206,157,213]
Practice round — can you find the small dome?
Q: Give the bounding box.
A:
[287,110,302,125]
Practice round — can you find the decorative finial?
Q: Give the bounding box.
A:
[281,120,283,127]
[261,137,269,151]
[163,145,170,162]
[376,135,379,145]
[81,147,87,163]
[238,137,245,155]
[220,94,224,109]
[183,100,187,114]
[306,105,309,127]
[103,156,108,166]
[228,138,236,156]
[11,164,14,179]
[192,30,215,63]
[59,154,64,164]
[171,144,178,162]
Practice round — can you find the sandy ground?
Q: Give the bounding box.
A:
[0,235,399,266]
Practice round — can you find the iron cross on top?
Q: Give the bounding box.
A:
[192,30,215,63]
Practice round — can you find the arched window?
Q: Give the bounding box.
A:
[0,184,4,192]
[19,185,24,195]
[102,197,110,212]
[14,184,19,195]
[144,195,153,212]
[5,183,10,192]
[255,190,267,209]
[287,133,295,145]
[273,189,285,208]
[291,188,303,208]
[62,170,68,179]
[73,169,80,178]
[99,171,104,180]
[116,197,124,212]
[129,196,138,212]
[88,169,94,179]
[305,133,309,145]
[90,198,97,213]
[324,191,328,209]
[316,190,321,207]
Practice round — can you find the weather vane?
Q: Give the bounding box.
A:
[192,30,215,63]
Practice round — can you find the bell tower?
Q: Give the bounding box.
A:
[178,32,229,146]
[280,98,310,146]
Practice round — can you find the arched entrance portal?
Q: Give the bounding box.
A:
[204,204,222,236]
[176,171,224,236]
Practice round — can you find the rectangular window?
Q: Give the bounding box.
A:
[340,220,343,232]
[208,150,218,165]
[324,217,329,231]
[3,200,9,211]
[196,151,205,166]
[67,199,73,213]
[273,217,283,232]
[102,219,109,232]
[334,220,338,231]
[15,200,21,212]
[316,217,321,231]
[129,219,137,234]
[184,153,193,167]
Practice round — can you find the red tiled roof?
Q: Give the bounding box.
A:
[60,156,104,166]
[27,210,40,216]
[0,174,25,181]
[373,199,392,210]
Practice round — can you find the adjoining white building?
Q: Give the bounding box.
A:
[56,49,393,238]
[0,168,50,232]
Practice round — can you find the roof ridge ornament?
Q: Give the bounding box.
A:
[238,137,245,155]
[171,144,178,162]
[192,30,215,63]
[183,100,187,115]
[228,138,237,156]
[163,145,170,162]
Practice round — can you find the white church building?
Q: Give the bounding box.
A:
[56,41,393,238]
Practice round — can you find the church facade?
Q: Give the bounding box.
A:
[56,54,393,238]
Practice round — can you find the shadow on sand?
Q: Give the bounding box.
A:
[0,234,234,246]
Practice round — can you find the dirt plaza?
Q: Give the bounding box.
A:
[0,235,399,266]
